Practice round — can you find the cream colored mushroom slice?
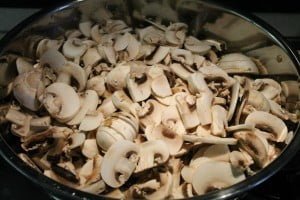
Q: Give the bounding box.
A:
[161,105,186,135]
[281,80,299,102]
[100,140,139,188]
[170,63,192,81]
[126,33,140,61]
[165,23,187,46]
[36,39,63,58]
[211,105,228,137]
[244,111,287,142]
[268,99,289,120]
[151,73,172,98]
[155,92,186,106]
[96,126,122,151]
[229,150,253,171]
[86,75,105,96]
[218,53,259,74]
[192,159,245,195]
[253,79,282,100]
[113,111,139,133]
[172,183,194,199]
[144,172,173,200]
[82,47,102,67]
[97,97,117,117]
[145,124,183,155]
[126,68,151,102]
[227,81,240,121]
[62,38,88,59]
[184,36,211,55]
[187,73,213,125]
[226,124,255,132]
[13,70,42,111]
[182,134,237,145]
[68,132,86,149]
[137,26,165,45]
[147,46,170,65]
[79,179,106,194]
[245,89,270,113]
[16,57,33,74]
[138,99,165,129]
[176,94,200,129]
[79,21,92,37]
[67,90,98,125]
[106,62,130,91]
[234,130,269,168]
[42,82,80,122]
[181,157,210,184]
[81,139,99,159]
[111,90,136,115]
[199,65,236,87]
[135,140,169,173]
[40,49,87,91]
[114,32,130,51]
[170,48,193,66]
[103,116,136,141]
[79,112,104,131]
[97,45,116,64]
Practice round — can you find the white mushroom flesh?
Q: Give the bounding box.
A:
[2,15,299,199]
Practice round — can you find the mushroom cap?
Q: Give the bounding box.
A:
[151,74,172,98]
[62,38,88,59]
[42,82,80,122]
[13,70,42,111]
[100,140,139,188]
[135,140,169,172]
[244,111,288,142]
[86,76,106,96]
[146,124,183,155]
[192,159,245,195]
[79,112,104,131]
[126,71,151,102]
[218,53,259,74]
[106,63,130,91]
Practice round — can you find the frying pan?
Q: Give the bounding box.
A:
[0,0,299,199]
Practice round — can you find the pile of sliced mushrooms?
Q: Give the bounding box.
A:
[0,17,299,199]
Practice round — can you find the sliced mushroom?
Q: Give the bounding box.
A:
[106,62,130,91]
[199,65,236,87]
[281,81,299,103]
[100,140,139,188]
[145,124,183,155]
[79,21,92,37]
[36,39,64,58]
[151,73,172,98]
[41,82,81,122]
[183,134,237,145]
[234,130,269,168]
[82,47,102,67]
[161,105,186,136]
[192,159,245,195]
[138,99,165,129]
[227,81,240,121]
[62,38,88,59]
[16,57,33,74]
[211,105,228,137]
[253,79,282,100]
[135,140,169,173]
[184,36,211,55]
[218,53,259,74]
[86,76,106,96]
[147,46,170,65]
[244,111,288,142]
[165,23,187,46]
[111,90,135,115]
[82,139,99,159]
[170,48,193,66]
[229,150,253,171]
[79,111,104,131]
[245,89,270,113]
[96,96,117,117]
[169,63,192,81]
[13,70,42,111]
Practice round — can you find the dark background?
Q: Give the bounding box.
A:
[0,0,299,12]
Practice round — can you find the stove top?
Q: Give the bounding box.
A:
[0,3,300,200]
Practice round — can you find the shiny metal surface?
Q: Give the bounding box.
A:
[0,0,300,199]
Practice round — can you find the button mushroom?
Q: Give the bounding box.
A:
[100,140,139,188]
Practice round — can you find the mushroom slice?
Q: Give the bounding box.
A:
[98,45,116,64]
[211,105,228,137]
[79,112,104,131]
[192,159,245,195]
[172,183,194,199]
[86,76,105,96]
[170,48,193,66]
[268,100,289,120]
[244,111,288,142]
[137,26,165,45]
[42,82,80,122]
[170,63,192,81]
[111,90,135,115]
[144,172,173,200]
[234,130,269,168]
[82,47,102,67]
[147,46,170,65]
[68,132,86,149]
[126,66,151,102]
[229,150,252,171]
[183,134,237,145]
[146,124,183,155]
[165,23,187,46]
[82,139,99,159]
[62,38,88,59]
[184,36,211,54]
[135,140,169,173]
[281,80,299,102]
[227,81,240,121]
[103,116,136,141]
[67,90,98,125]
[199,65,235,87]
[97,96,117,117]
[36,39,63,58]
[79,21,92,37]
[187,72,210,94]
[13,70,42,111]
[79,180,106,194]
[16,57,33,74]
[138,99,165,129]
[106,62,130,91]
[253,79,282,100]
[196,92,213,126]
[192,144,231,165]
[218,53,259,74]
[96,126,121,151]
[100,140,139,188]
[114,32,130,51]
[151,73,172,98]
[245,90,270,112]
[126,33,140,60]
[161,105,186,135]
[176,94,200,129]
